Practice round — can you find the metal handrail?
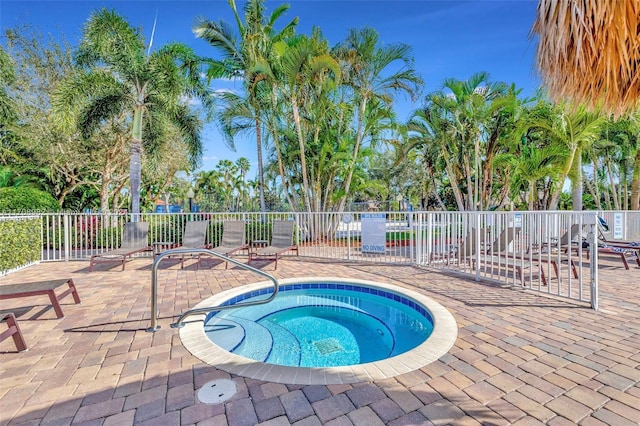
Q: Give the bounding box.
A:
[147,248,279,332]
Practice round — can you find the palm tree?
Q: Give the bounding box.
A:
[235,157,251,209]
[333,27,422,213]
[276,33,341,213]
[407,73,512,211]
[407,97,466,211]
[53,8,209,215]
[522,103,604,210]
[493,144,564,210]
[443,72,509,210]
[194,0,297,213]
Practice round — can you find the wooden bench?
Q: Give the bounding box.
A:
[0,312,27,352]
[0,278,81,318]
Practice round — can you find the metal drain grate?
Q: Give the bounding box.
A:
[197,379,237,404]
[313,338,343,355]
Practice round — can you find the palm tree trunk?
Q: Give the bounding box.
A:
[254,117,267,212]
[605,160,620,210]
[291,95,312,213]
[583,175,599,210]
[130,105,144,217]
[630,145,640,210]
[528,180,536,211]
[463,154,474,210]
[441,148,465,210]
[337,97,367,213]
[269,88,296,211]
[549,146,576,209]
[571,154,583,211]
[591,159,602,209]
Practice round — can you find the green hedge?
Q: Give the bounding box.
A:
[0,187,60,212]
[0,217,41,273]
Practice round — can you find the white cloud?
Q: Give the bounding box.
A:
[213,76,243,82]
[213,88,239,95]
[181,94,202,106]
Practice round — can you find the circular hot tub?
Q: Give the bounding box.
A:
[180,277,457,384]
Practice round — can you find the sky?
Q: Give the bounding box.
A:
[2,0,541,178]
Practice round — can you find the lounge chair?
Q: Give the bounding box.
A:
[484,227,521,255]
[539,224,586,256]
[207,221,249,268]
[597,217,638,247]
[249,221,298,269]
[161,220,209,269]
[89,222,150,271]
[1,312,27,352]
[0,278,81,318]
[482,227,577,285]
[596,243,640,269]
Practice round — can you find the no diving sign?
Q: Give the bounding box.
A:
[361,213,386,253]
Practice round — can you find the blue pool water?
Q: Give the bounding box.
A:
[203,283,434,367]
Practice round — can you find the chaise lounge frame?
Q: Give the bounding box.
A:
[0,312,27,352]
[207,221,250,269]
[0,278,81,319]
[249,221,299,270]
[89,222,150,271]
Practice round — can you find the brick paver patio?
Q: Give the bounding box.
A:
[0,255,638,425]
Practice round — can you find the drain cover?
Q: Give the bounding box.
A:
[197,379,237,404]
[314,338,343,355]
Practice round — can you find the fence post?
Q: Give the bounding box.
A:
[409,213,414,264]
[63,213,70,262]
[415,213,422,265]
[475,212,481,282]
[588,216,599,310]
[426,213,433,265]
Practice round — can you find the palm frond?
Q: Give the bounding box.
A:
[532,0,640,115]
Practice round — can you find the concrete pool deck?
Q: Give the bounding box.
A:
[0,255,639,425]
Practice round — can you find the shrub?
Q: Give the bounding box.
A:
[0,217,41,273]
[0,187,60,212]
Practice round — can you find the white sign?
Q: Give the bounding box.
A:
[361,213,386,253]
[613,213,624,239]
[514,213,522,228]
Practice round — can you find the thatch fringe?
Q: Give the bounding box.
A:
[532,0,640,116]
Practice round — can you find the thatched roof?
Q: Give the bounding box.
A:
[532,0,640,116]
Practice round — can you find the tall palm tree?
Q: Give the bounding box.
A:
[235,157,251,209]
[522,103,604,210]
[407,97,466,211]
[53,8,209,215]
[194,0,297,213]
[276,33,341,213]
[333,27,422,213]
[406,73,510,211]
[442,72,509,210]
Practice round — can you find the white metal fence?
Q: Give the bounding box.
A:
[34,211,415,264]
[414,211,602,308]
[5,210,640,308]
